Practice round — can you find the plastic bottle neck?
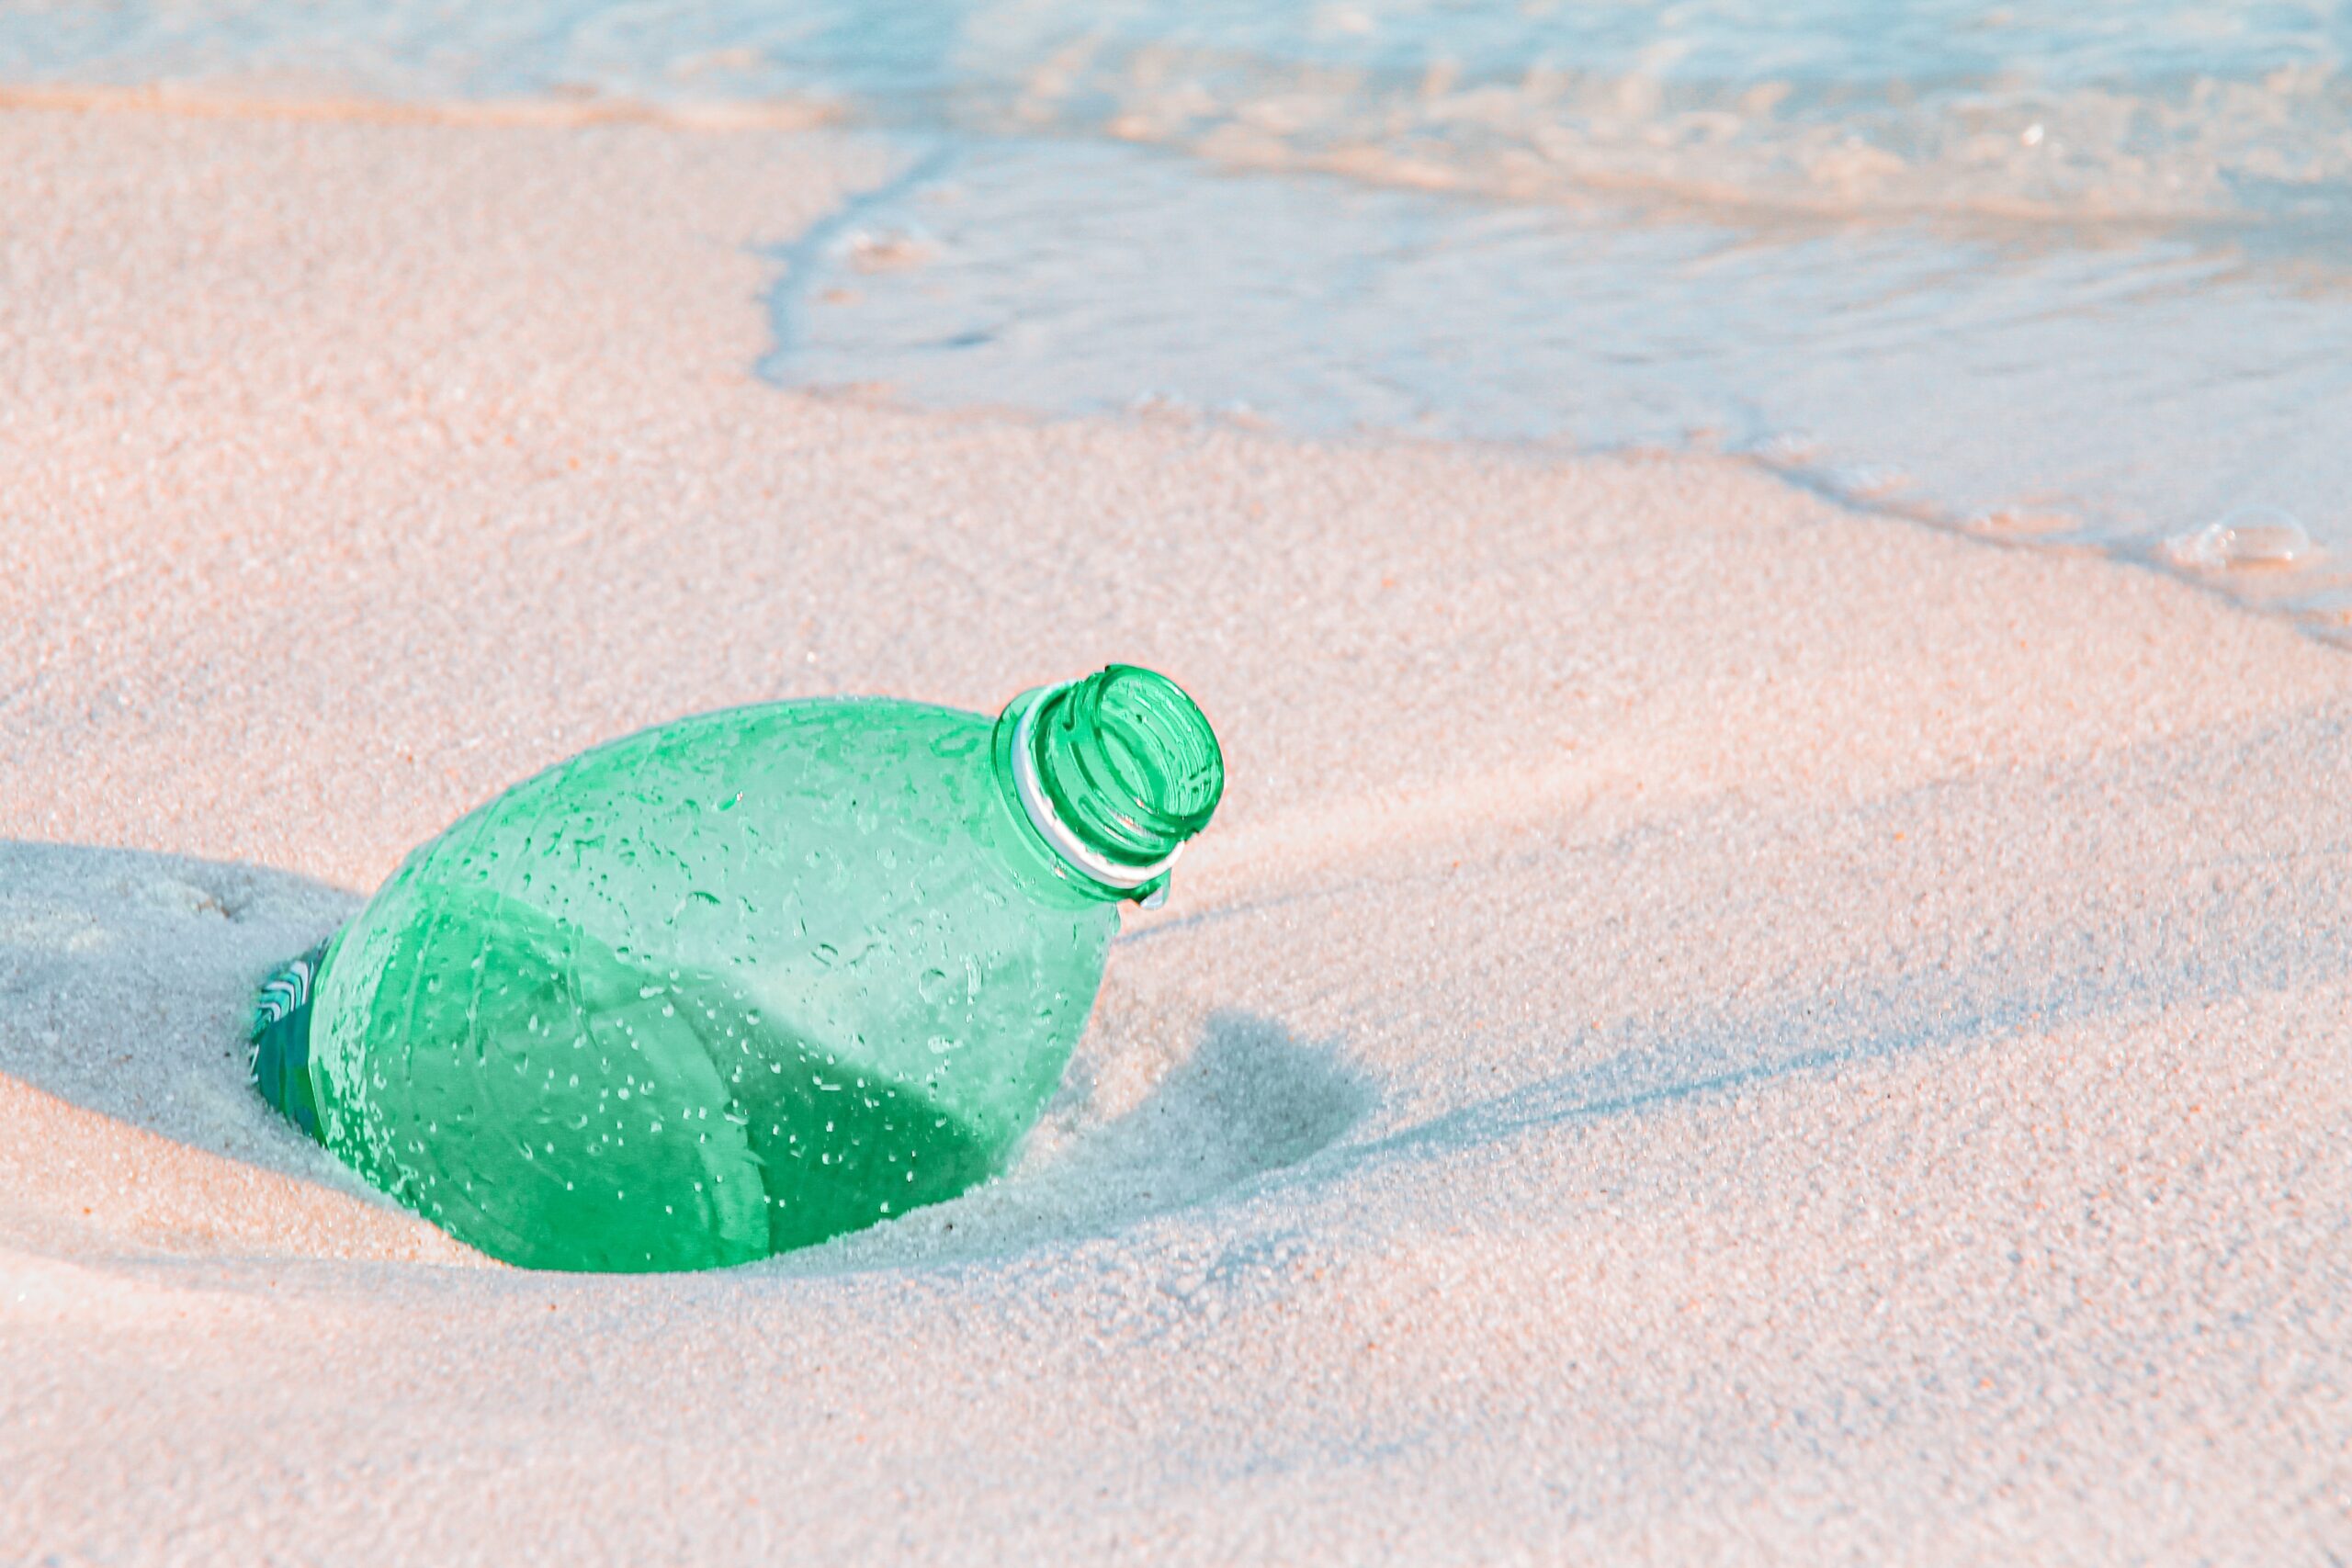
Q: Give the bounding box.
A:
[997,666,1225,902]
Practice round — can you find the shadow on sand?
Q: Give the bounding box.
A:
[0,839,356,1184]
[0,840,1376,1270]
[788,1006,1377,1273]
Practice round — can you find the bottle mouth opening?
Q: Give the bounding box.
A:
[1009,666,1225,892]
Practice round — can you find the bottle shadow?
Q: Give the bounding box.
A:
[1,839,1378,1273]
[780,1007,1377,1275]
[0,839,358,1183]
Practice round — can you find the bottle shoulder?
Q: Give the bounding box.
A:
[366,695,1111,933]
[414,697,986,848]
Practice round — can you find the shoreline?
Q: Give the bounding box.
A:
[0,78,846,130]
[12,92,2351,650]
[4,101,2349,1562]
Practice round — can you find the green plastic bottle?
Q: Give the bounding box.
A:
[249,666,1224,1272]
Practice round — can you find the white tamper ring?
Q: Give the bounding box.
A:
[1011,682,1182,893]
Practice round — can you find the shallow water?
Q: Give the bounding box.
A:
[8,0,2349,633]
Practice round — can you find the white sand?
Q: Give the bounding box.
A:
[3,102,2348,1563]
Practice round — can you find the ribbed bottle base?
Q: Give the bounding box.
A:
[250,939,332,1142]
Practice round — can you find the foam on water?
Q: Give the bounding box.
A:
[6,0,2350,632]
[766,138,2352,558]
[11,0,2351,228]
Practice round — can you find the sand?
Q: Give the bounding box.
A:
[2,100,2348,1564]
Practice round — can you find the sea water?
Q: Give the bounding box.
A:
[9,0,2348,636]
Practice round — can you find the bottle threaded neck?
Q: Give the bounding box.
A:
[1024,665,1223,879]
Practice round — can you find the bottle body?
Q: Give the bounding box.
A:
[303,698,1120,1271]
